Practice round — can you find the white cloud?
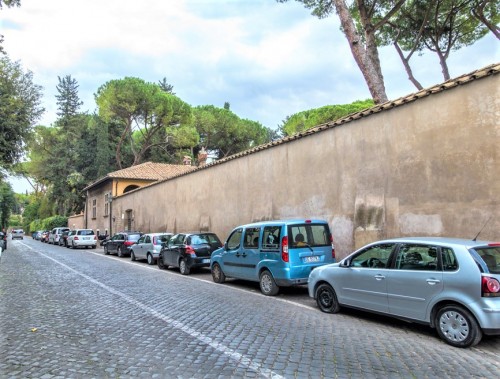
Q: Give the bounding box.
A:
[1,0,498,132]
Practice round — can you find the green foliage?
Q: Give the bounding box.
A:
[0,180,15,228]
[95,77,194,166]
[281,99,375,136]
[41,215,68,231]
[56,75,83,120]
[192,105,272,159]
[378,0,492,81]
[0,57,44,165]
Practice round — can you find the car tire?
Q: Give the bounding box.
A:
[316,283,341,313]
[157,255,165,270]
[179,259,190,275]
[118,246,125,258]
[435,305,482,348]
[259,270,279,296]
[147,254,154,265]
[69,242,74,249]
[92,245,96,249]
[104,245,109,255]
[130,251,136,261]
[211,263,225,283]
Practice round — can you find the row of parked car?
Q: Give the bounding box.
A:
[26,219,500,348]
[34,227,98,249]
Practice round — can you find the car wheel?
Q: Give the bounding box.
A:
[104,245,109,255]
[211,263,225,283]
[259,270,279,296]
[435,305,482,348]
[147,254,154,265]
[157,255,165,269]
[316,283,341,313]
[130,251,136,261]
[69,242,74,249]
[179,259,190,275]
[118,246,125,258]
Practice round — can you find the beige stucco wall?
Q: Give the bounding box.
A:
[110,73,499,259]
[67,214,85,230]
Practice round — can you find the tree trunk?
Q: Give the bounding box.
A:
[394,42,424,90]
[333,0,389,104]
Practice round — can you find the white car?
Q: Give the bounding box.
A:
[11,229,24,240]
[130,232,173,265]
[67,229,97,249]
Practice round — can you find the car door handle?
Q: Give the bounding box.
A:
[426,279,441,285]
[374,274,385,280]
[241,253,247,258]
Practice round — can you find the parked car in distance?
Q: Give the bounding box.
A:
[58,230,71,247]
[104,231,143,257]
[158,232,223,275]
[48,227,70,245]
[130,233,173,265]
[308,237,500,348]
[34,230,44,240]
[40,231,50,243]
[66,229,97,249]
[11,229,24,240]
[211,219,336,295]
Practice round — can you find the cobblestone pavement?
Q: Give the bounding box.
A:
[1,239,499,378]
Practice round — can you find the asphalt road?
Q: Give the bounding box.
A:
[1,238,499,378]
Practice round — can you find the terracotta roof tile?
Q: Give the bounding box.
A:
[83,162,194,191]
[108,162,193,180]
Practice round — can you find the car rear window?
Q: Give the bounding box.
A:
[78,230,94,236]
[474,246,500,274]
[288,223,331,248]
[128,234,142,242]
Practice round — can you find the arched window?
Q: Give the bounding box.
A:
[123,185,140,194]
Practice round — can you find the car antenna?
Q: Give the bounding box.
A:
[472,215,492,242]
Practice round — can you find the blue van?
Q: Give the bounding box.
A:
[210,219,336,295]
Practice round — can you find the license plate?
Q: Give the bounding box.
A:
[304,256,320,263]
[83,237,90,240]
[202,259,210,264]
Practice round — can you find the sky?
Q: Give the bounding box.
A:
[1,0,499,193]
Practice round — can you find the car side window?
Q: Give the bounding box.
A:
[441,247,459,271]
[243,227,260,248]
[395,244,438,271]
[145,236,151,244]
[138,236,145,244]
[262,226,281,250]
[351,244,394,268]
[227,229,242,250]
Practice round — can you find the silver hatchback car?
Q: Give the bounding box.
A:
[308,237,500,347]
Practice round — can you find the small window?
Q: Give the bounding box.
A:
[243,227,260,248]
[441,247,459,271]
[92,198,97,219]
[104,193,109,216]
[227,229,242,250]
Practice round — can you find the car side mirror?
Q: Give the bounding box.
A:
[340,259,351,268]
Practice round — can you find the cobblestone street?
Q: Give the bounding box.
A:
[1,239,499,378]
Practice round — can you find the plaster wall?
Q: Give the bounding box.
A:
[111,74,499,258]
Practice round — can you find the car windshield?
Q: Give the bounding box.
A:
[474,246,500,274]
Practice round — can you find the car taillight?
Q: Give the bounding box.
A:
[330,235,335,259]
[186,245,196,256]
[124,241,134,246]
[488,243,500,247]
[74,236,79,240]
[281,236,289,262]
[482,276,500,297]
